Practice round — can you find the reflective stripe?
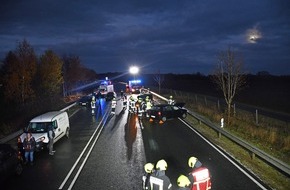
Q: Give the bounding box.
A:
[192,168,209,181]
[191,168,211,190]
[142,176,164,190]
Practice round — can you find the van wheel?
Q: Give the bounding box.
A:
[66,128,70,138]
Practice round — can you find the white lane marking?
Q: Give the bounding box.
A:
[58,109,109,189]
[179,118,268,190]
[68,112,110,190]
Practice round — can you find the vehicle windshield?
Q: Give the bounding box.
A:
[25,122,52,133]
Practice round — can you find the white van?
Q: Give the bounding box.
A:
[19,111,70,151]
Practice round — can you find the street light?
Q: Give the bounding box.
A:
[129,66,139,75]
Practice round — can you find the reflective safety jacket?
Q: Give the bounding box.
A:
[91,101,96,109]
[111,100,117,108]
[189,167,211,190]
[146,101,152,110]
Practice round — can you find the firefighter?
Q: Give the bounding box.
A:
[168,96,175,105]
[129,95,135,113]
[145,97,152,117]
[111,97,117,114]
[135,98,143,116]
[152,159,172,189]
[142,163,155,190]
[91,96,96,115]
[188,156,212,190]
[177,175,191,190]
[122,93,127,109]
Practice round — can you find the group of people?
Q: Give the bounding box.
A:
[142,157,211,190]
[18,124,56,165]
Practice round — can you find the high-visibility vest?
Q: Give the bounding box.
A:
[190,167,211,190]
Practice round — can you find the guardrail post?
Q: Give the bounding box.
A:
[255,109,259,125]
[251,152,256,160]
[218,131,222,139]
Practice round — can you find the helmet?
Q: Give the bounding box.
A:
[177,175,191,187]
[188,156,198,168]
[156,159,167,171]
[144,163,154,173]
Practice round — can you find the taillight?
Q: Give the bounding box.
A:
[158,111,161,116]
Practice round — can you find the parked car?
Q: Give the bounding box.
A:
[0,144,23,183]
[78,95,92,106]
[148,103,187,122]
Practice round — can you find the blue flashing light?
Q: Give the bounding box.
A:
[130,80,141,84]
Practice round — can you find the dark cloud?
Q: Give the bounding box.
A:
[0,0,289,75]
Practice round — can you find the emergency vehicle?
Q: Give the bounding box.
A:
[96,80,115,101]
[128,79,142,92]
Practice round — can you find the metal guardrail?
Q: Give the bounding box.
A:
[0,102,77,144]
[150,91,290,177]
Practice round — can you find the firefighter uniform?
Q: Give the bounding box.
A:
[142,163,155,190]
[152,159,172,190]
[111,98,117,114]
[168,96,175,105]
[91,97,96,115]
[188,157,211,190]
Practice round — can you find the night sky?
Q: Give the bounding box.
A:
[0,0,289,75]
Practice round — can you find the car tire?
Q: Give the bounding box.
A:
[66,128,70,138]
[161,116,167,122]
[181,113,187,119]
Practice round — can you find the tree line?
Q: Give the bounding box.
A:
[0,39,97,106]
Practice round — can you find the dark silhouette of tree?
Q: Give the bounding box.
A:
[212,47,246,124]
[62,55,97,95]
[38,50,63,97]
[153,69,164,93]
[2,40,37,103]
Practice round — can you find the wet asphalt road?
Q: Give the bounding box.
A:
[2,98,268,190]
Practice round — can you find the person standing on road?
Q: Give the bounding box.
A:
[176,175,191,190]
[153,159,172,189]
[142,163,155,190]
[47,124,56,155]
[23,132,36,165]
[187,156,211,190]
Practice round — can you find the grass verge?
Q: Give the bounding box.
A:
[185,115,290,190]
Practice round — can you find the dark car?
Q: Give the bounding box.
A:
[0,144,23,183]
[148,103,187,122]
[78,95,92,106]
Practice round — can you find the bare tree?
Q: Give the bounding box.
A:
[153,70,164,93]
[212,47,246,125]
